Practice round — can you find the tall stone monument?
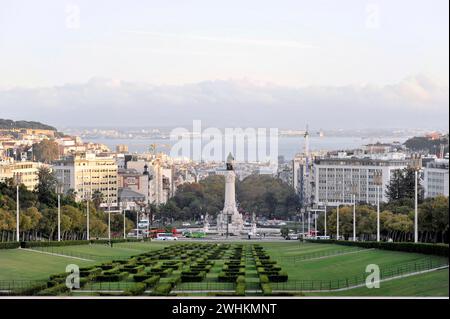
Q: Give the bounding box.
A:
[217,153,244,236]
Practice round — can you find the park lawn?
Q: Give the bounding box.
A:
[0,242,176,281]
[260,242,448,281]
[261,242,362,258]
[31,241,174,260]
[306,268,449,297]
[0,249,94,281]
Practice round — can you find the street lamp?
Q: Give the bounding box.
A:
[16,185,20,242]
[352,194,356,242]
[410,154,422,243]
[374,171,383,242]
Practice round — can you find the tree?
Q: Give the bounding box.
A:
[0,208,15,231]
[386,168,424,203]
[36,166,58,207]
[31,139,60,163]
[92,190,104,210]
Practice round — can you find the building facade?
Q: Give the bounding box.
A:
[313,157,408,205]
[0,160,47,190]
[424,159,449,198]
[53,153,118,207]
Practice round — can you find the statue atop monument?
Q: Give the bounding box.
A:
[216,153,244,236]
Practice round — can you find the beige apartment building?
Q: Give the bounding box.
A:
[0,160,46,190]
[53,153,118,207]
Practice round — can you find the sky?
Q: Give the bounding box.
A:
[0,0,448,129]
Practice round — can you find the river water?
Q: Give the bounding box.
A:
[87,136,407,161]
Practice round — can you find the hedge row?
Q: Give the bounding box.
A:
[0,242,20,249]
[306,240,449,257]
[19,238,145,248]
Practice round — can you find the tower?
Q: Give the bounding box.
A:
[216,153,244,236]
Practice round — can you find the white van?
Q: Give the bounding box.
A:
[156,233,177,241]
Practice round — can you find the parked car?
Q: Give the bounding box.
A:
[156,232,178,240]
[286,233,300,240]
[182,222,191,227]
[127,229,143,238]
[137,219,149,229]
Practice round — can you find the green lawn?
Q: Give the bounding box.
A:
[306,268,449,297]
[0,242,175,281]
[0,241,447,298]
[261,242,448,281]
[0,249,94,281]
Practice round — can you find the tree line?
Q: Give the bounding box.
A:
[0,167,136,242]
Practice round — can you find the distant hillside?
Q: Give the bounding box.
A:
[0,119,57,131]
[404,134,449,154]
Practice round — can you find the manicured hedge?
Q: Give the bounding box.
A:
[20,238,145,249]
[307,240,449,257]
[123,283,146,296]
[143,275,160,288]
[94,271,129,282]
[0,242,20,249]
[267,271,288,282]
[13,282,48,296]
[235,282,246,296]
[261,283,272,296]
[152,283,173,296]
[133,273,155,282]
[36,283,69,296]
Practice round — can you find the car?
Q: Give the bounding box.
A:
[182,222,191,227]
[156,232,178,240]
[127,229,143,238]
[286,233,300,240]
[137,219,149,229]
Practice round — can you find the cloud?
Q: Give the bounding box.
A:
[0,75,448,130]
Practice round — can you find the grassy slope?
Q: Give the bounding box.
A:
[306,269,449,297]
[0,242,174,281]
[261,242,448,281]
[0,249,94,281]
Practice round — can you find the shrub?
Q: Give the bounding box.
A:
[13,282,47,296]
[80,267,102,278]
[149,268,173,277]
[94,272,129,282]
[236,275,245,284]
[123,283,146,296]
[166,275,181,287]
[143,276,160,288]
[133,273,154,282]
[0,242,20,249]
[152,283,173,296]
[235,282,246,296]
[261,283,272,296]
[268,271,288,282]
[217,273,238,282]
[259,275,269,284]
[36,283,69,296]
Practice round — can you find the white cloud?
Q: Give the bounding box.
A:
[0,74,448,130]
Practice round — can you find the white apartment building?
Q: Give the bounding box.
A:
[313,156,408,205]
[53,153,118,207]
[0,160,47,190]
[424,159,449,198]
